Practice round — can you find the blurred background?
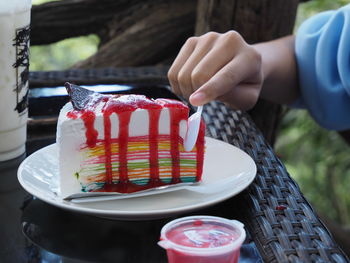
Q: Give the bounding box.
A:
[31,0,350,249]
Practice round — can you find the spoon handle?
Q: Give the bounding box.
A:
[184,105,203,151]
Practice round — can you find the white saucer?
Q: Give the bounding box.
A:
[18,137,256,220]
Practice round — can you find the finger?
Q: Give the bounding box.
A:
[189,52,261,106]
[190,36,242,89]
[168,38,197,96]
[177,33,219,99]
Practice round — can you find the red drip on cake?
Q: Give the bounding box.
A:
[156,99,189,183]
[81,111,99,148]
[148,109,162,185]
[67,94,204,193]
[196,121,206,180]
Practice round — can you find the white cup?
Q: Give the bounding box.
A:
[0,0,32,161]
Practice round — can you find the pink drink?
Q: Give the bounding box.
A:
[159,216,246,263]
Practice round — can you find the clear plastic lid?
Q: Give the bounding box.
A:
[159,216,246,255]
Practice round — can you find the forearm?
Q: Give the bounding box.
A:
[253,35,299,105]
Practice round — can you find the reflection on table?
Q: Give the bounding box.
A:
[0,148,262,262]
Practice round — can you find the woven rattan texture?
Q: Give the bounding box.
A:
[29,67,349,262]
[29,66,169,87]
[203,101,349,263]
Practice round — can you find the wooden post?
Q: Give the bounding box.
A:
[196,0,299,145]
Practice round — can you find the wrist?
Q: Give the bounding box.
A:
[251,36,299,105]
[252,42,276,95]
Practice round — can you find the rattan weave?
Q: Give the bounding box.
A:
[29,66,169,87]
[29,67,349,263]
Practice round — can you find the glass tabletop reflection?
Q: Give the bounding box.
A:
[0,143,262,263]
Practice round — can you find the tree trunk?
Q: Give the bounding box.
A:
[339,130,350,146]
[195,0,299,145]
[31,0,134,45]
[75,1,196,68]
[31,0,196,67]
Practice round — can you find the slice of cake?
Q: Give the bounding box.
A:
[57,83,205,198]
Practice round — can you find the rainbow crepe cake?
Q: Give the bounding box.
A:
[57,83,205,198]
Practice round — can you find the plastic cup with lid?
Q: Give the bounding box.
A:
[0,0,31,161]
[158,215,246,263]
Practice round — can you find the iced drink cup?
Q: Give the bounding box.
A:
[0,0,31,161]
[158,216,246,263]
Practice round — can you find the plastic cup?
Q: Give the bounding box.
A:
[0,0,32,161]
[158,216,246,263]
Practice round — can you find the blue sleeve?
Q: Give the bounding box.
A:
[295,4,350,130]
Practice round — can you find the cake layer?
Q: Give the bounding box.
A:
[57,93,205,197]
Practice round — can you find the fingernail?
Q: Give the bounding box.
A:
[190,92,206,105]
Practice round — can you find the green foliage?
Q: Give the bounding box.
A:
[33,0,57,5]
[30,35,99,71]
[276,111,350,225]
[296,0,350,28]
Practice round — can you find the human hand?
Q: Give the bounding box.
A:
[168,31,263,110]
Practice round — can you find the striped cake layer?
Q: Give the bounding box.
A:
[78,135,199,192]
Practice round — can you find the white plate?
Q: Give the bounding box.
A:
[18,137,256,220]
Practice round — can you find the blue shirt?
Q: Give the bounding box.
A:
[295,4,350,130]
